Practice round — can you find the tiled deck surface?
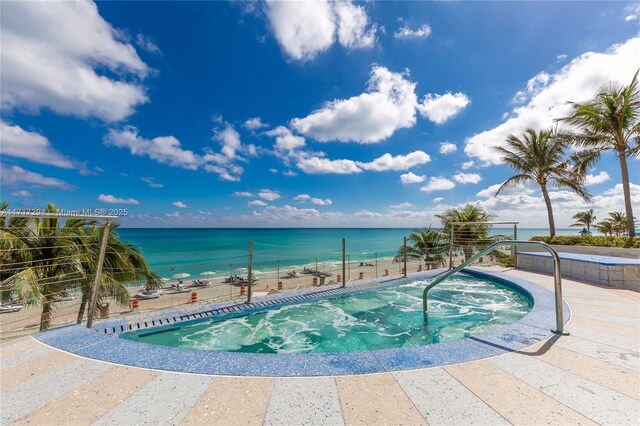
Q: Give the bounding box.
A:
[1,267,639,425]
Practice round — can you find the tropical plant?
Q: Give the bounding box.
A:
[560,70,640,237]
[0,203,158,330]
[494,128,591,236]
[395,227,448,269]
[594,219,615,236]
[436,204,496,262]
[570,209,596,234]
[607,211,630,237]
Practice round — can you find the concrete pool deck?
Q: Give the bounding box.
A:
[1,267,639,425]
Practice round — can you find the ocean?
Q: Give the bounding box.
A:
[116,228,579,280]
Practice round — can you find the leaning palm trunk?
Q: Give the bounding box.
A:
[76,291,90,324]
[540,184,556,237]
[618,150,636,237]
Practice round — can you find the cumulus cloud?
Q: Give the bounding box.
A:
[258,189,281,201]
[243,117,269,130]
[1,164,73,190]
[585,171,611,185]
[1,120,75,169]
[98,194,139,204]
[249,200,269,207]
[417,92,471,124]
[389,202,415,210]
[453,172,482,184]
[104,125,246,181]
[1,1,149,122]
[624,2,640,21]
[465,36,640,164]
[264,0,376,61]
[141,177,163,188]
[173,201,188,208]
[394,24,432,39]
[135,34,162,55]
[266,126,306,151]
[294,194,333,205]
[297,156,363,174]
[439,142,457,155]
[461,161,475,170]
[291,66,418,143]
[400,172,426,184]
[358,151,431,171]
[233,191,254,197]
[420,177,455,192]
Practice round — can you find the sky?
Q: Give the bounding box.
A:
[1,0,639,228]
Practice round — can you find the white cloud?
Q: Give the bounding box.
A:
[465,36,640,164]
[98,194,139,205]
[461,161,475,170]
[624,2,640,21]
[249,200,269,207]
[243,117,269,130]
[258,189,281,201]
[266,126,306,151]
[400,172,426,184]
[585,171,610,185]
[1,1,148,122]
[389,202,415,210]
[11,190,33,198]
[476,181,537,198]
[135,34,162,55]
[439,142,457,155]
[284,170,298,177]
[173,201,188,208]
[1,164,73,190]
[453,172,482,184]
[294,193,332,206]
[297,156,362,174]
[0,120,75,168]
[233,191,254,197]
[394,24,431,39]
[556,53,568,62]
[353,210,381,218]
[420,177,455,192]
[433,197,444,203]
[418,92,471,124]
[141,177,163,188]
[358,151,431,171]
[264,0,376,61]
[334,0,376,49]
[104,125,245,181]
[291,66,418,143]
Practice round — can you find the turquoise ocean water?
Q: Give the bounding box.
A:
[117,228,579,280]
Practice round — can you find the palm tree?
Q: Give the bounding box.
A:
[494,128,591,237]
[607,211,629,237]
[395,227,448,269]
[594,219,615,236]
[570,209,596,234]
[1,203,158,330]
[436,204,496,262]
[560,71,640,237]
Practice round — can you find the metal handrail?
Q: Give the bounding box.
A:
[423,240,568,335]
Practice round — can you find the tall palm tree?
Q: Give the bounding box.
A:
[395,227,448,269]
[494,128,591,236]
[1,203,158,330]
[560,71,640,237]
[607,211,630,237]
[436,204,496,262]
[570,209,596,234]
[594,219,615,236]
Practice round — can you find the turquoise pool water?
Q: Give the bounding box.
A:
[123,276,532,354]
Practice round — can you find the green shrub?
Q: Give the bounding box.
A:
[495,252,515,267]
[529,235,640,248]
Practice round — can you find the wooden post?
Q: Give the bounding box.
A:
[342,238,346,288]
[87,221,110,329]
[403,236,407,278]
[246,240,253,303]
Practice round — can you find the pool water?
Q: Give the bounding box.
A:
[123,276,532,354]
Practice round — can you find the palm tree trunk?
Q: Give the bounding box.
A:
[540,184,556,237]
[76,291,89,324]
[618,150,636,237]
[39,299,52,331]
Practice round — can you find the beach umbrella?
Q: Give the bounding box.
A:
[172,272,190,279]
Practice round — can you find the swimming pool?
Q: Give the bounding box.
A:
[121,275,532,354]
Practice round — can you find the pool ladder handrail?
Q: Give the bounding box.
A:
[423,240,569,335]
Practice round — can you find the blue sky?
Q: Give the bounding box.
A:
[1,1,639,228]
